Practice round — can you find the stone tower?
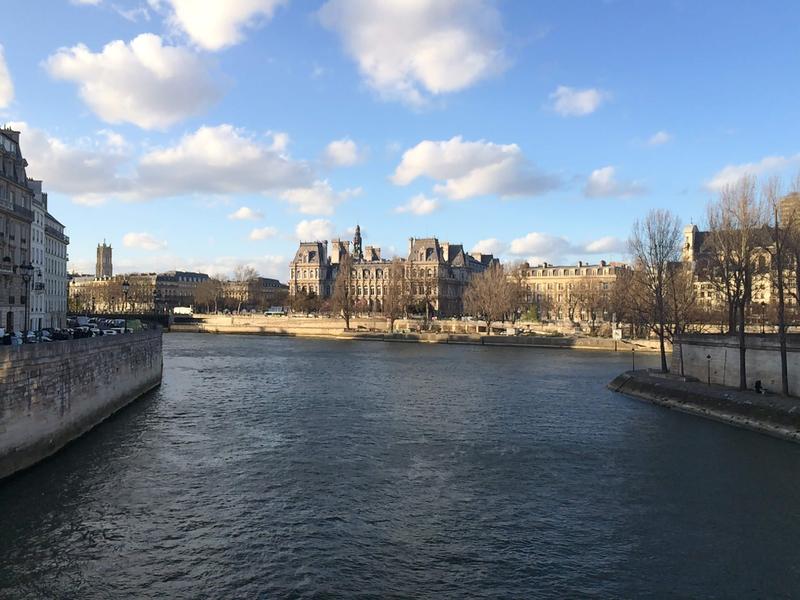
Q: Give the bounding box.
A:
[96,241,113,278]
[353,224,363,261]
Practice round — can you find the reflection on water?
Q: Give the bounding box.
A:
[1,334,800,598]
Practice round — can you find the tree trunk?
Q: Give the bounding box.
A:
[776,243,789,395]
[738,299,747,391]
[656,293,668,372]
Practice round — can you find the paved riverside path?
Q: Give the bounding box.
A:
[609,370,800,443]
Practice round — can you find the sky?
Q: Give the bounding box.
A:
[2,0,800,281]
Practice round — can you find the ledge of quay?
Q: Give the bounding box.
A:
[609,370,800,444]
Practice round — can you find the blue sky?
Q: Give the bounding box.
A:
[1,0,800,280]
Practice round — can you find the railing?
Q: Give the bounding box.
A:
[45,225,69,244]
[11,203,33,221]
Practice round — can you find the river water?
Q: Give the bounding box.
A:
[2,333,800,598]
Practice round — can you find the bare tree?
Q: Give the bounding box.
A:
[331,254,355,329]
[628,209,683,372]
[382,258,408,333]
[706,177,766,390]
[464,264,515,334]
[764,176,791,394]
[232,264,259,313]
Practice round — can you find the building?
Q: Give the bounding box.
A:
[222,277,288,311]
[0,128,35,332]
[96,241,112,278]
[69,267,211,314]
[515,260,629,322]
[27,179,69,329]
[288,225,497,317]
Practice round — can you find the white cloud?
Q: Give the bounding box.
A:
[137,124,313,198]
[249,226,278,240]
[295,218,334,241]
[392,136,558,200]
[471,238,506,255]
[394,193,440,216]
[158,0,287,51]
[324,137,362,166]
[647,130,672,146]
[123,232,168,250]
[0,45,14,108]
[549,85,606,117]
[584,236,625,254]
[318,0,507,105]
[584,166,646,198]
[280,180,360,215]
[71,0,102,5]
[509,232,571,259]
[8,121,131,206]
[706,154,800,192]
[506,231,625,265]
[228,206,263,221]
[44,33,220,130]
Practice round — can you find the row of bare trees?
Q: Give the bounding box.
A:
[627,174,800,394]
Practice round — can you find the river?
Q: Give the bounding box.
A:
[2,333,800,598]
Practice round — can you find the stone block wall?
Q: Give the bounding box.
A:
[673,334,800,395]
[0,329,162,479]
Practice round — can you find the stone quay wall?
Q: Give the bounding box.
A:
[673,334,800,396]
[0,329,163,479]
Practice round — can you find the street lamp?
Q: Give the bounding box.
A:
[18,262,34,334]
[152,288,161,315]
[760,301,766,334]
[122,279,130,314]
[91,295,96,314]
[706,354,712,385]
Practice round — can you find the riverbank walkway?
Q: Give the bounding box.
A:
[610,370,800,443]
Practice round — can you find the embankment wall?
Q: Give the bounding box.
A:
[0,329,163,479]
[673,334,800,396]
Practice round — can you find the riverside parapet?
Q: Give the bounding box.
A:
[0,329,163,479]
[609,370,800,444]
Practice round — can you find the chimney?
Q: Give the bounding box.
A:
[578,260,583,267]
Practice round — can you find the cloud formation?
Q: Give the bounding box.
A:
[549,85,606,117]
[706,154,800,192]
[392,136,559,200]
[249,226,278,240]
[318,0,506,105]
[0,45,13,108]
[324,137,362,166]
[137,124,313,198]
[504,232,625,265]
[45,33,220,129]
[8,121,131,206]
[394,193,440,216]
[158,0,287,51]
[471,238,506,255]
[228,206,263,221]
[123,231,168,250]
[584,166,645,198]
[647,130,672,146]
[295,218,334,241]
[280,180,361,215]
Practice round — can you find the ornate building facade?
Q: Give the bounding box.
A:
[288,226,497,317]
[0,128,69,332]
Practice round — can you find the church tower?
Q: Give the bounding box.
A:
[96,241,113,278]
[353,224,363,261]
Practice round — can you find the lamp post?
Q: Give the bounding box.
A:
[122,279,130,314]
[706,354,712,385]
[631,346,635,372]
[152,288,161,315]
[91,295,96,314]
[19,262,34,334]
[760,301,766,334]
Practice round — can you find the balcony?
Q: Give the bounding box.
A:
[12,203,33,221]
[45,225,69,245]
